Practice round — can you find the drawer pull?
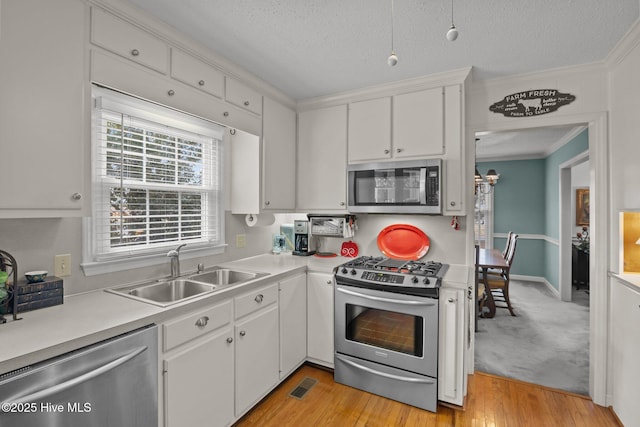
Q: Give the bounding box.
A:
[168,89,175,96]
[72,192,82,200]
[239,330,246,337]
[226,337,233,344]
[198,79,205,86]
[255,294,264,303]
[195,316,209,328]
[131,49,139,57]
[384,149,390,154]
[223,111,229,117]
[244,100,250,106]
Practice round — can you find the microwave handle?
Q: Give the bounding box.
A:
[419,168,427,205]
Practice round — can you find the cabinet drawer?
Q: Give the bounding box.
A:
[171,48,224,99]
[226,77,262,115]
[91,7,168,74]
[163,300,232,351]
[235,283,278,319]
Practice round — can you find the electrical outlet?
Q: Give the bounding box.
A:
[54,254,71,277]
[236,234,246,248]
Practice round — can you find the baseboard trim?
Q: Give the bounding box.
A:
[607,405,625,427]
[510,275,561,298]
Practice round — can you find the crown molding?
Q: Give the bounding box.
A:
[605,16,640,69]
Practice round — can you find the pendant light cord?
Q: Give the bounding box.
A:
[450,0,455,26]
[390,0,395,53]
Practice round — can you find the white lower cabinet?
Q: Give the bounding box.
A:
[279,274,307,379]
[610,279,640,426]
[307,272,335,367]
[235,304,279,416]
[438,287,466,406]
[164,328,234,427]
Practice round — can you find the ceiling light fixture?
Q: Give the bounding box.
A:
[387,0,398,66]
[446,0,459,41]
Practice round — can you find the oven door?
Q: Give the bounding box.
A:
[334,284,438,377]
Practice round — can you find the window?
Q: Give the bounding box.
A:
[474,184,494,249]
[83,87,225,274]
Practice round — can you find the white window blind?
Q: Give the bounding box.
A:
[90,88,224,261]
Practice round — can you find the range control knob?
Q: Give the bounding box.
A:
[423,278,431,285]
[342,267,348,274]
[412,276,419,284]
[350,269,357,275]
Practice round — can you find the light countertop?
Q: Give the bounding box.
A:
[0,253,468,375]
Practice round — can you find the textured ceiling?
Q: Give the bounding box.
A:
[126,0,639,101]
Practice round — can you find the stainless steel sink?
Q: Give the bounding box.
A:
[107,279,216,307]
[107,267,268,307]
[189,268,268,286]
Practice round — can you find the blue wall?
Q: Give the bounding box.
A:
[478,128,589,288]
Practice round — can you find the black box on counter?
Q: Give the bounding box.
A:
[15,276,64,313]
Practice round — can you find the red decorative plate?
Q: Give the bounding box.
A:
[377,224,430,260]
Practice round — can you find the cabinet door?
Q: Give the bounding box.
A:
[226,77,263,115]
[91,7,168,74]
[262,98,296,211]
[307,272,334,367]
[438,288,465,405]
[611,281,640,426]
[393,88,444,158]
[0,0,85,217]
[230,129,261,214]
[171,48,224,98]
[297,105,348,211]
[443,84,464,214]
[279,274,307,379]
[164,328,234,427]
[235,305,279,416]
[348,97,392,162]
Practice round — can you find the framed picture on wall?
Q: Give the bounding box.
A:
[576,188,590,226]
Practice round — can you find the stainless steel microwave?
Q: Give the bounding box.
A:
[347,159,442,214]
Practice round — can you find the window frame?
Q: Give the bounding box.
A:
[82,87,226,276]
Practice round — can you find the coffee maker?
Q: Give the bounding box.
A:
[293,220,315,256]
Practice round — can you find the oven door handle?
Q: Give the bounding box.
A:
[336,287,436,306]
[336,355,435,384]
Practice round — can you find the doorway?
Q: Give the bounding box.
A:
[473,125,591,395]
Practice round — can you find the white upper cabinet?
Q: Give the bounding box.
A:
[0,0,86,217]
[297,105,348,211]
[91,7,168,74]
[226,77,263,115]
[348,97,392,162]
[230,129,261,214]
[443,84,464,214]
[170,48,224,98]
[262,98,296,211]
[348,87,445,163]
[393,87,444,158]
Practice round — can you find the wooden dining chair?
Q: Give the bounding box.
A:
[485,233,518,316]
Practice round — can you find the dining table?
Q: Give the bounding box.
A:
[476,248,509,319]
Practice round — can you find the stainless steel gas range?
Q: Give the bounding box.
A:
[334,256,448,412]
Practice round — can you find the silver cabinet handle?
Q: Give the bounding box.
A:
[340,201,345,206]
[255,294,264,303]
[131,49,139,56]
[10,346,147,404]
[239,330,246,337]
[396,148,403,153]
[265,201,270,206]
[450,201,456,206]
[167,89,175,96]
[448,297,455,303]
[327,280,332,285]
[72,192,82,200]
[244,101,250,106]
[384,149,390,154]
[226,337,233,344]
[195,316,209,328]
[198,80,205,86]
[223,111,229,117]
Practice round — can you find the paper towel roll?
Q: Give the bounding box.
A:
[245,213,276,227]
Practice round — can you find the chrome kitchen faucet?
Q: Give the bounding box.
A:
[167,243,187,278]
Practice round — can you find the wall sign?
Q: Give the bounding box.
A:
[489,89,576,117]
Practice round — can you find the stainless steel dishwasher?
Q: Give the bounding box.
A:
[0,324,158,427]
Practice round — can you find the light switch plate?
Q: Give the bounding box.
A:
[54,254,71,277]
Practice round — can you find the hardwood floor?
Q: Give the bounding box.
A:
[234,364,620,427]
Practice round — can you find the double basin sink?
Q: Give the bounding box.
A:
[107,268,269,307]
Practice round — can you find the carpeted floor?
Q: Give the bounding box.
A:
[474,280,590,395]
